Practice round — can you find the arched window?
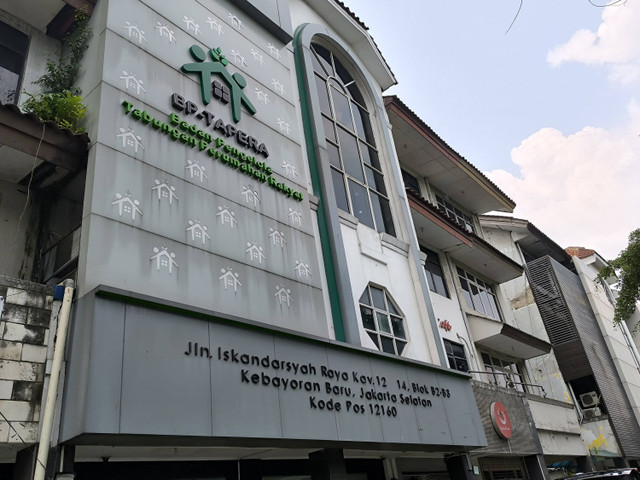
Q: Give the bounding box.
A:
[310,43,395,236]
[359,285,406,355]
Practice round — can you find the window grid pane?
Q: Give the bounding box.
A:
[311,43,395,236]
[359,286,407,357]
[482,354,525,392]
[444,340,468,373]
[457,268,501,320]
[423,248,449,297]
[435,194,476,234]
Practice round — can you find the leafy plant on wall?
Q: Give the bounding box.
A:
[22,9,92,133]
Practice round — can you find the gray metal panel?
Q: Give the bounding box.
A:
[119,304,213,436]
[209,322,283,438]
[230,0,293,43]
[60,295,95,440]
[526,256,640,459]
[84,298,126,434]
[61,291,487,449]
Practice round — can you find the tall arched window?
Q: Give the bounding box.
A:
[310,43,395,236]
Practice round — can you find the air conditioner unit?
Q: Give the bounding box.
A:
[580,391,599,408]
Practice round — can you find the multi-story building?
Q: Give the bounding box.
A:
[480,217,640,470]
[385,96,589,479]
[2,1,639,480]
[2,1,486,479]
[0,1,90,477]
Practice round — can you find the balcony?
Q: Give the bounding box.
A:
[468,315,551,360]
[408,190,523,284]
[469,369,547,396]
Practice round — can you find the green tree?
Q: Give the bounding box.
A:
[598,228,640,327]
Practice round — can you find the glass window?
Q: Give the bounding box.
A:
[310,42,395,236]
[0,21,29,104]
[435,194,476,234]
[422,247,449,297]
[359,285,407,356]
[482,353,525,392]
[401,169,420,193]
[444,340,468,372]
[457,268,501,320]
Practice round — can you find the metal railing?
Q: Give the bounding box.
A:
[468,369,547,397]
[39,225,81,284]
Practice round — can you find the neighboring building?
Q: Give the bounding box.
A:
[384,96,587,479]
[481,217,640,470]
[2,1,639,480]
[0,2,90,477]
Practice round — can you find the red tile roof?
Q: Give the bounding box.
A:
[565,247,597,259]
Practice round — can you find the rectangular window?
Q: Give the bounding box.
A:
[481,353,525,392]
[0,21,29,105]
[444,340,468,372]
[435,194,475,234]
[422,247,449,297]
[401,169,420,193]
[457,267,501,320]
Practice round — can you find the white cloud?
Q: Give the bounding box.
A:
[485,100,640,259]
[547,2,640,84]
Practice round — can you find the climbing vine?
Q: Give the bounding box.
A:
[22,9,92,133]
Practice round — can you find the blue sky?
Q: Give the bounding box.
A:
[341,0,640,259]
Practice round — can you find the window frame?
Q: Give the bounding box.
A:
[434,193,476,234]
[310,42,395,236]
[456,267,502,320]
[0,20,29,105]
[401,169,420,194]
[421,247,449,298]
[481,352,525,392]
[444,339,468,372]
[358,284,407,356]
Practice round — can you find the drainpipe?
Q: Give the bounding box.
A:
[34,279,75,480]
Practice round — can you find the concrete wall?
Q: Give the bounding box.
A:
[483,226,573,404]
[527,396,585,456]
[0,276,55,450]
[573,256,640,426]
[580,418,621,458]
[0,180,36,279]
[0,7,62,106]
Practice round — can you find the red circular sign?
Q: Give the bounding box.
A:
[490,401,512,439]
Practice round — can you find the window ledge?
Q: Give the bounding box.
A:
[465,309,501,323]
[381,233,409,256]
[338,209,359,229]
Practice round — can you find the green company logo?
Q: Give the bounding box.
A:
[181,45,256,123]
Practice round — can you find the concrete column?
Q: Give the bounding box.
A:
[576,456,595,473]
[239,460,262,480]
[61,445,76,475]
[445,454,474,480]
[12,446,37,480]
[614,457,629,468]
[310,449,347,480]
[524,454,550,480]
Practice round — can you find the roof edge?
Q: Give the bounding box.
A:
[384,95,515,211]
